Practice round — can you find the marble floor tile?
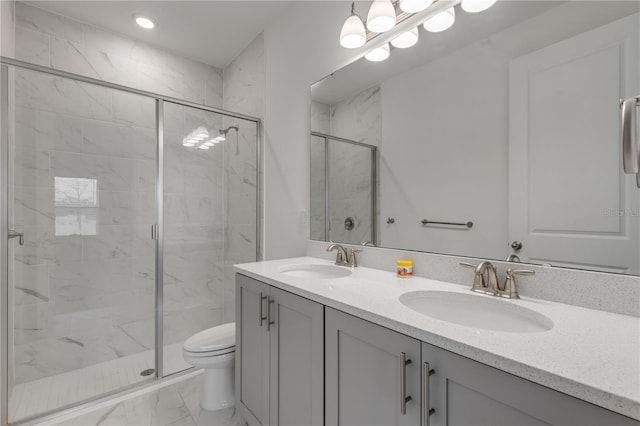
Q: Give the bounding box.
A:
[10,342,189,423]
[34,369,244,426]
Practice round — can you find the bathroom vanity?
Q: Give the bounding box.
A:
[234,257,640,426]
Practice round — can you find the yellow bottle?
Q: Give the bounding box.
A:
[396,259,413,278]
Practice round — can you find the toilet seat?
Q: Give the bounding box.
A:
[184,347,235,358]
[183,322,235,356]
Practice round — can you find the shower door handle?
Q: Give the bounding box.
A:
[8,230,24,245]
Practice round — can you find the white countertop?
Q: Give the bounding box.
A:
[235,256,640,421]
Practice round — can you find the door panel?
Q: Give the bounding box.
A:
[269,287,324,426]
[509,14,640,273]
[236,274,270,426]
[325,307,420,426]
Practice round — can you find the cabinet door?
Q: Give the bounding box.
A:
[269,287,324,426]
[422,342,639,426]
[326,307,421,426]
[236,274,270,426]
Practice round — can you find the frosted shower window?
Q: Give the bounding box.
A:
[54,177,98,236]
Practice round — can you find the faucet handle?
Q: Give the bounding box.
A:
[498,268,535,299]
[348,248,362,267]
[508,269,535,277]
[459,262,477,269]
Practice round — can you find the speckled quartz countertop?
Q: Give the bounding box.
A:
[235,256,640,421]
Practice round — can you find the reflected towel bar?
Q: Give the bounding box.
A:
[421,219,473,228]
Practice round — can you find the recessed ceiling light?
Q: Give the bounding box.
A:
[134,15,155,30]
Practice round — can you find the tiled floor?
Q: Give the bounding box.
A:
[36,370,244,426]
[10,342,191,423]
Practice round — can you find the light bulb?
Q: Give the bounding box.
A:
[399,0,433,13]
[391,27,419,49]
[461,0,497,13]
[134,15,155,29]
[365,43,390,62]
[366,0,396,33]
[340,5,366,49]
[423,7,455,32]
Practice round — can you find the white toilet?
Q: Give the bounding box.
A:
[183,322,236,411]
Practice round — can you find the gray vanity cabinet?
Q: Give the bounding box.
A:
[422,342,639,426]
[325,307,422,426]
[235,274,324,426]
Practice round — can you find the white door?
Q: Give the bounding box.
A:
[509,14,640,274]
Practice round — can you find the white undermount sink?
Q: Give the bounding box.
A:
[279,263,352,279]
[399,291,554,333]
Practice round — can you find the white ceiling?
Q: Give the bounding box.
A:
[26,1,292,69]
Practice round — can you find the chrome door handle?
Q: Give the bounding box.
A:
[8,230,24,245]
[400,352,412,415]
[267,298,275,331]
[422,362,435,426]
[259,293,267,327]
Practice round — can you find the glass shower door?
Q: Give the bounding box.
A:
[161,101,259,376]
[7,68,157,422]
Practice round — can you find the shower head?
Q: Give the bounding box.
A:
[215,125,239,143]
[222,125,239,134]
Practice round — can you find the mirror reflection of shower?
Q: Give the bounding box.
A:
[182,125,239,150]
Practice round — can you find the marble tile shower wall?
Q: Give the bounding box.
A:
[309,86,381,245]
[14,3,223,107]
[222,34,264,323]
[11,2,229,383]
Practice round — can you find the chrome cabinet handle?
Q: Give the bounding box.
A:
[621,97,639,173]
[259,293,267,327]
[400,352,412,415]
[8,230,24,246]
[267,298,275,331]
[422,362,435,426]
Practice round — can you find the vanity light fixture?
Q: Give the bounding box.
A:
[366,0,397,33]
[340,3,367,48]
[460,0,497,13]
[399,0,433,14]
[134,14,156,29]
[345,0,495,64]
[423,7,455,32]
[391,27,419,48]
[365,43,390,62]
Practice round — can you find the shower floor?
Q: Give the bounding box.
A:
[9,342,190,423]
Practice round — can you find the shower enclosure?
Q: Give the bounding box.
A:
[310,132,376,245]
[0,58,260,424]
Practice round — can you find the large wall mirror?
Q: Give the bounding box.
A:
[310,0,640,275]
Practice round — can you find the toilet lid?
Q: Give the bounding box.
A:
[183,322,235,353]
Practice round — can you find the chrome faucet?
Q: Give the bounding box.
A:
[460,261,499,295]
[505,254,521,262]
[461,261,535,299]
[326,244,361,267]
[327,243,349,266]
